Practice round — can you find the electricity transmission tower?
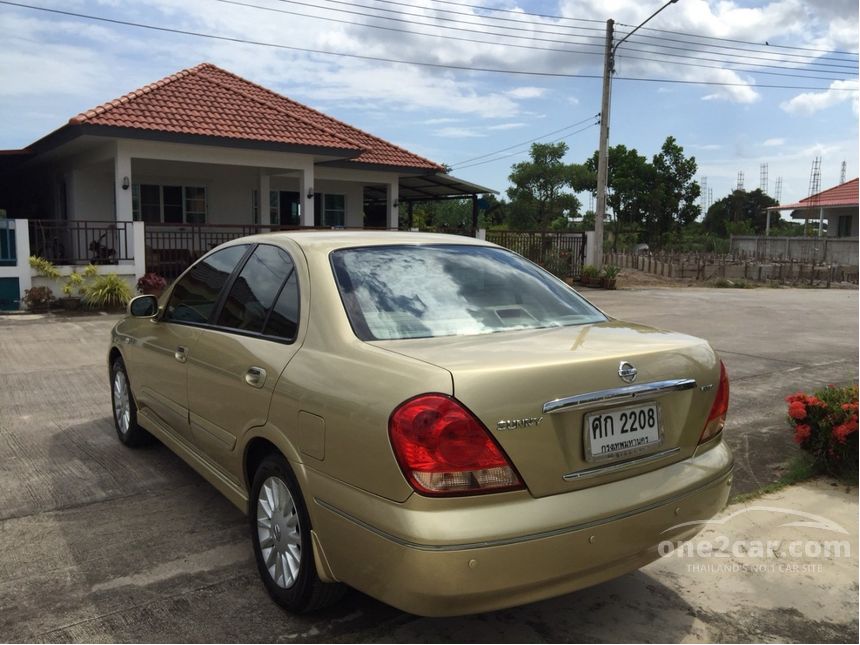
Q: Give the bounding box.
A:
[736,171,745,191]
[774,177,783,203]
[760,163,768,194]
[807,157,822,237]
[841,160,847,184]
[700,176,709,211]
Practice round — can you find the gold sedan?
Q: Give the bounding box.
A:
[109,232,732,617]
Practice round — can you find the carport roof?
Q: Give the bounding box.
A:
[381,173,498,201]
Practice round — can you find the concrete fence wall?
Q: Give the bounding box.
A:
[730,235,858,267]
[605,251,859,286]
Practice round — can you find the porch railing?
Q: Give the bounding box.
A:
[28,219,133,265]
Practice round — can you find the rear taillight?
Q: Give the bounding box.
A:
[699,360,729,444]
[389,393,524,496]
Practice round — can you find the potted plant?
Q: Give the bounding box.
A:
[137,272,167,298]
[602,265,620,290]
[23,286,54,313]
[579,265,600,287]
[60,271,86,310]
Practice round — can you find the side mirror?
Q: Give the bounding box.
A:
[128,294,158,318]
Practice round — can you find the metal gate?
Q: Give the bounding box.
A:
[485,231,587,278]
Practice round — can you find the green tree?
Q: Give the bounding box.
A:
[703,188,779,236]
[583,145,653,249]
[645,136,700,244]
[506,142,580,231]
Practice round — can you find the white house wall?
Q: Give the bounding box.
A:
[57,137,404,228]
[69,162,114,222]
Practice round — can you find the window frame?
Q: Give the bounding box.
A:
[161,242,302,345]
[132,183,208,224]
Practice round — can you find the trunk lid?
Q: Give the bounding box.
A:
[374,320,721,497]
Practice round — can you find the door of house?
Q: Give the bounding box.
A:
[277,191,301,226]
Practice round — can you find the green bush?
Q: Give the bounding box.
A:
[786,384,858,480]
[29,256,61,279]
[83,274,133,309]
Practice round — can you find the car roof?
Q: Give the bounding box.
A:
[236,230,495,254]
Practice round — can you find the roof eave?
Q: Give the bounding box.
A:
[19,123,366,162]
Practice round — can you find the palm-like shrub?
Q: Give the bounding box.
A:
[83,274,133,308]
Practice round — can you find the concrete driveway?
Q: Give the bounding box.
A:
[0,287,857,642]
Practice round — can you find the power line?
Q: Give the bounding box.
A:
[452,123,599,171]
[296,0,607,34]
[260,0,609,51]
[218,0,606,57]
[229,0,857,76]
[339,0,858,67]
[268,0,856,71]
[615,32,858,70]
[450,114,599,166]
[615,28,858,65]
[421,0,604,24]
[618,21,859,57]
[615,52,854,81]
[1,1,855,92]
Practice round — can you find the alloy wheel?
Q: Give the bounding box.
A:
[256,476,302,589]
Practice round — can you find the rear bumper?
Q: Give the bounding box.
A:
[308,441,733,616]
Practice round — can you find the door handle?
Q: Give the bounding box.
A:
[245,366,267,388]
[174,346,188,363]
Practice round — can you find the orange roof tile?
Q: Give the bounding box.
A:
[70,63,443,171]
[776,178,859,210]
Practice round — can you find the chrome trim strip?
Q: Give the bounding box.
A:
[563,447,681,481]
[543,378,697,415]
[313,462,733,553]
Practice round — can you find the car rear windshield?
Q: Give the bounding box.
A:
[331,244,607,341]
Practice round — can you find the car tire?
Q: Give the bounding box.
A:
[250,453,345,613]
[110,357,152,447]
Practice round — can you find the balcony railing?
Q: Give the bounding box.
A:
[28,219,133,265]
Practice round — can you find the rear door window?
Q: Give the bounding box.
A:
[217,244,296,334]
[165,245,249,324]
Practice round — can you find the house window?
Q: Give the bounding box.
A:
[131,184,207,224]
[323,194,346,227]
[184,187,206,224]
[837,215,852,237]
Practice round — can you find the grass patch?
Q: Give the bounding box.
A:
[709,277,757,289]
[730,453,820,504]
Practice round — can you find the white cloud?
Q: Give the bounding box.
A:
[780,80,860,116]
[435,127,486,138]
[506,86,546,99]
[486,122,526,131]
[763,138,786,147]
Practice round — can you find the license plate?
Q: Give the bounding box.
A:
[584,403,662,462]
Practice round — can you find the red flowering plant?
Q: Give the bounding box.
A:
[786,384,858,479]
[136,272,168,295]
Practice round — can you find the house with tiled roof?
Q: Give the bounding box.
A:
[769,177,859,238]
[0,63,493,305]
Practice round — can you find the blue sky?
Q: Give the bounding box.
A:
[1,0,857,205]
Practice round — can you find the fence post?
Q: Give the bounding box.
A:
[132,221,146,280]
[14,219,31,308]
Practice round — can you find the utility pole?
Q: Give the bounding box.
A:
[594,1,680,269]
[594,19,613,271]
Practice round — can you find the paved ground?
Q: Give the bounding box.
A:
[0,287,857,642]
[587,287,859,495]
